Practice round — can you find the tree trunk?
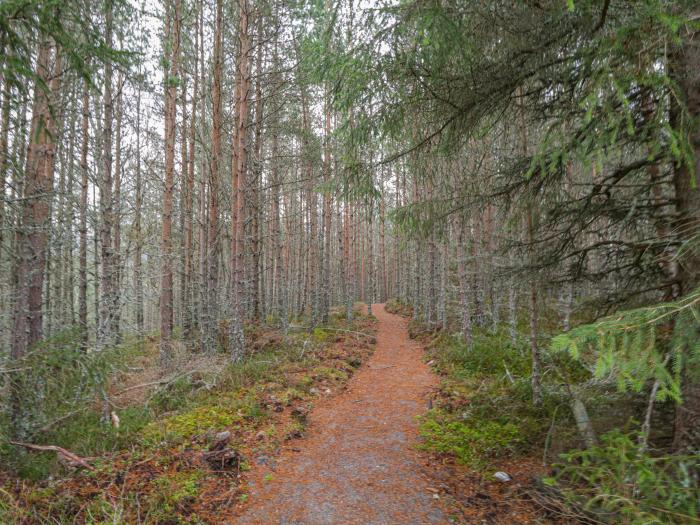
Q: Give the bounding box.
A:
[134,81,144,335]
[204,0,223,354]
[78,79,90,346]
[321,87,332,322]
[670,14,700,452]
[160,0,182,365]
[518,87,542,406]
[98,0,116,351]
[251,14,264,320]
[112,70,123,341]
[0,67,10,250]
[230,0,251,360]
[457,223,473,349]
[183,12,198,340]
[10,38,62,438]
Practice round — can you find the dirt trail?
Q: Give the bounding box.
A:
[234,303,448,525]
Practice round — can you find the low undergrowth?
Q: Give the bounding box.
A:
[0,309,376,524]
[417,327,565,472]
[547,430,699,524]
[400,301,699,524]
[419,409,524,470]
[384,297,413,317]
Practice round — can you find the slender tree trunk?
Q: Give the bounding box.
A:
[205,0,223,353]
[184,4,199,340]
[98,0,116,351]
[230,0,251,359]
[379,184,388,302]
[0,68,10,249]
[270,36,283,322]
[321,88,332,322]
[457,223,473,349]
[251,16,264,321]
[160,0,181,365]
[438,240,447,328]
[344,201,353,320]
[134,81,144,335]
[508,280,517,343]
[517,88,542,406]
[178,74,188,332]
[298,75,319,325]
[78,80,90,346]
[112,71,123,341]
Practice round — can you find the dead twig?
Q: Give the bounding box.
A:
[113,368,201,397]
[35,407,90,434]
[9,441,96,471]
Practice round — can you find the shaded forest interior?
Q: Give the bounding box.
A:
[0,0,699,523]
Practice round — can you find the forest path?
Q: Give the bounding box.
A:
[234,303,448,525]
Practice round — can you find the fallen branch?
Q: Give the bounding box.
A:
[113,368,201,396]
[36,407,90,434]
[9,441,95,471]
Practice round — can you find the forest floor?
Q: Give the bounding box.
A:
[1,305,551,524]
[233,304,545,525]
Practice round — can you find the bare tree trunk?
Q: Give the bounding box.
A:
[508,280,517,343]
[251,14,264,320]
[196,0,207,351]
[10,39,62,438]
[78,79,90,347]
[204,0,223,354]
[160,0,182,365]
[438,240,448,329]
[134,82,144,335]
[178,74,188,332]
[457,224,473,349]
[321,87,332,322]
[379,183,388,303]
[112,70,123,341]
[344,201,353,320]
[517,87,542,406]
[230,0,251,360]
[98,0,116,351]
[183,10,198,340]
[0,67,10,250]
[367,206,375,316]
[298,74,319,325]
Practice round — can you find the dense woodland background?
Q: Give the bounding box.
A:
[0,0,699,523]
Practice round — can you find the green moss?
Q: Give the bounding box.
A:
[419,409,524,470]
[283,419,306,440]
[242,401,268,421]
[143,471,202,522]
[151,376,196,413]
[142,404,240,444]
[312,327,333,343]
[311,366,348,382]
[279,388,307,405]
[154,471,202,505]
[294,374,314,389]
